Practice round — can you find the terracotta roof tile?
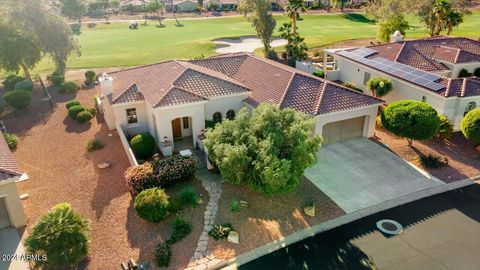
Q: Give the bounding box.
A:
[0,134,21,181]
[318,83,383,114]
[112,84,145,104]
[156,87,205,107]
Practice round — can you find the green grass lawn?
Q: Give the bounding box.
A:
[23,10,480,76]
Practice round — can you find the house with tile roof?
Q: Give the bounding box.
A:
[325,36,480,130]
[98,53,382,156]
[0,134,26,229]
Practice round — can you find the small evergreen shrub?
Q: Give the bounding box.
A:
[14,79,33,91]
[61,81,78,93]
[461,108,480,145]
[3,132,19,151]
[230,199,240,212]
[66,100,81,110]
[418,154,446,169]
[51,74,65,87]
[86,139,104,152]
[2,75,24,91]
[76,111,93,124]
[167,217,192,244]
[458,68,471,78]
[130,133,155,159]
[208,224,233,240]
[474,67,480,77]
[166,196,183,214]
[84,70,96,84]
[179,186,200,206]
[134,187,169,222]
[154,243,171,268]
[151,155,196,187]
[312,70,325,78]
[376,115,383,128]
[125,162,155,195]
[436,115,454,139]
[4,90,32,110]
[68,105,86,119]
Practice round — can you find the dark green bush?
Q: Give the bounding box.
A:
[134,187,169,222]
[14,79,33,91]
[66,100,81,110]
[51,74,65,87]
[151,155,196,188]
[125,162,155,195]
[461,108,480,145]
[3,132,19,151]
[4,90,32,110]
[130,133,155,160]
[230,199,240,212]
[437,115,454,139]
[208,224,233,240]
[154,242,171,268]
[458,68,471,78]
[419,154,446,169]
[474,67,480,77]
[312,70,325,78]
[61,81,78,93]
[179,186,200,206]
[76,111,93,124]
[166,196,184,214]
[86,139,104,152]
[2,75,24,91]
[84,70,96,83]
[87,107,96,116]
[367,77,392,97]
[205,119,215,129]
[167,216,192,244]
[68,105,86,119]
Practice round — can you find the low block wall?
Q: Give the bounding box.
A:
[117,124,138,167]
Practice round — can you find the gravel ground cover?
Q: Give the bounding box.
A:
[3,86,207,269]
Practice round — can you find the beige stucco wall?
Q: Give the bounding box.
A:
[0,179,26,228]
[112,102,148,137]
[204,94,250,121]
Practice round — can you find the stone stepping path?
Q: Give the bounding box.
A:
[185,169,224,270]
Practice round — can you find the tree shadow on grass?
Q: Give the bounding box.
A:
[340,13,375,24]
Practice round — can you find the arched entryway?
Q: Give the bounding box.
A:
[171,117,194,151]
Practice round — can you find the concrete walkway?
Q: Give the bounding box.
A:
[304,138,443,213]
[0,228,29,270]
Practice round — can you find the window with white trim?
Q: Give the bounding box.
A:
[126,108,137,124]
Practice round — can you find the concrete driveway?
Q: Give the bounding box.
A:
[304,138,442,213]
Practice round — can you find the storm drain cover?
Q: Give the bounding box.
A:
[376,219,403,235]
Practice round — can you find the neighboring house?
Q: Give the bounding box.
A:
[0,135,26,230]
[165,0,199,11]
[98,52,382,157]
[120,0,149,7]
[325,36,480,130]
[203,0,238,10]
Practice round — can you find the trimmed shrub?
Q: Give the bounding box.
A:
[475,67,480,77]
[134,187,169,222]
[14,79,33,91]
[66,100,81,110]
[3,132,19,151]
[312,70,325,78]
[151,155,196,187]
[461,108,480,145]
[51,74,65,87]
[167,217,192,244]
[61,81,78,93]
[458,68,471,78]
[2,75,24,91]
[125,162,155,195]
[230,199,240,212]
[84,70,96,83]
[86,139,104,152]
[166,196,183,214]
[68,105,86,119]
[376,115,383,128]
[130,133,155,160]
[381,100,440,145]
[437,115,454,139]
[3,90,32,110]
[179,186,200,206]
[24,203,90,269]
[154,243,171,268]
[208,224,233,240]
[76,111,93,124]
[367,77,392,97]
[419,154,447,169]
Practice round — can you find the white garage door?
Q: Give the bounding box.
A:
[0,198,12,229]
[322,116,365,145]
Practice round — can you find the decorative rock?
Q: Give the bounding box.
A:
[97,162,111,169]
[19,193,29,200]
[240,200,248,207]
[304,205,315,217]
[108,133,113,137]
[227,231,239,244]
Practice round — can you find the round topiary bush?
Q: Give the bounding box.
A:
[2,75,24,91]
[458,68,471,78]
[130,133,155,159]
[154,242,171,267]
[68,105,86,119]
[76,111,93,124]
[461,108,480,145]
[381,100,440,145]
[3,90,32,110]
[84,70,96,83]
[13,79,33,91]
[61,81,78,93]
[475,67,480,78]
[66,100,81,110]
[134,187,169,222]
[51,74,65,87]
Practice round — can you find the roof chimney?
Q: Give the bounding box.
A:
[390,31,404,43]
[99,73,113,97]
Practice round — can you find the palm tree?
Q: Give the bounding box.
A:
[284,0,305,34]
[432,0,451,36]
[442,10,463,35]
[367,77,392,98]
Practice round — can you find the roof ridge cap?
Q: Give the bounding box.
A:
[112,83,138,103]
[460,78,468,97]
[154,67,189,107]
[107,60,177,75]
[315,82,328,114]
[279,73,296,109]
[394,42,406,62]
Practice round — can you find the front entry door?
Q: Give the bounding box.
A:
[172,118,182,138]
[0,198,11,229]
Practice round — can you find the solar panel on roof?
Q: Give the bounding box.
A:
[403,74,418,81]
[412,77,431,85]
[424,82,444,91]
[422,73,441,81]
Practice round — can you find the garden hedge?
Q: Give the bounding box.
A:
[134,187,169,222]
[76,111,93,124]
[66,100,81,110]
[61,81,78,93]
[68,105,86,119]
[2,75,24,91]
[461,108,480,145]
[130,133,155,159]
[125,162,155,195]
[3,90,32,110]
[14,79,33,91]
[51,74,65,87]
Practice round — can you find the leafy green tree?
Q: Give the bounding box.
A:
[380,100,441,146]
[60,0,86,23]
[0,24,41,80]
[279,22,308,65]
[366,0,409,43]
[4,90,32,110]
[367,77,393,97]
[432,0,452,36]
[25,203,90,269]
[205,105,322,194]
[442,9,464,35]
[238,0,276,56]
[414,0,470,36]
[284,0,305,34]
[461,108,480,145]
